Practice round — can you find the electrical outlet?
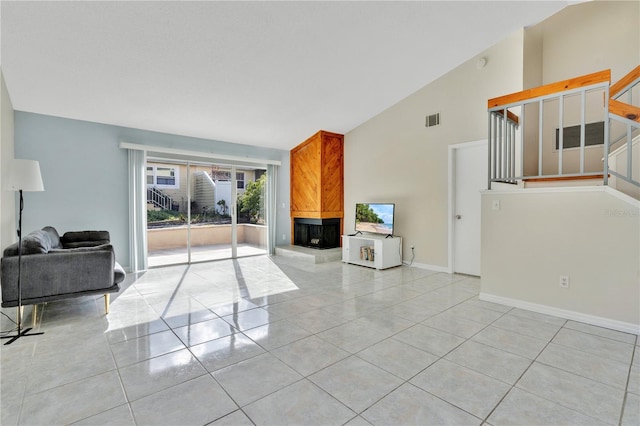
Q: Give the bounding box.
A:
[282,233,286,241]
[559,275,570,288]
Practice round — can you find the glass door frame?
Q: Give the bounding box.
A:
[146,157,261,267]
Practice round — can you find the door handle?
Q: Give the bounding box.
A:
[455,215,462,219]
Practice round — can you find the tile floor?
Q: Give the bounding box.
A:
[1,255,638,425]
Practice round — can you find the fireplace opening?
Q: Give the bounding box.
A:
[293,218,340,249]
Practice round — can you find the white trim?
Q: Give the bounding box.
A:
[407,261,450,273]
[481,185,606,195]
[603,186,640,207]
[479,293,640,335]
[119,141,282,166]
[146,164,180,189]
[448,139,487,275]
[481,185,640,207]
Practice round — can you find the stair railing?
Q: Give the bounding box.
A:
[608,65,640,188]
[488,70,611,189]
[147,187,173,210]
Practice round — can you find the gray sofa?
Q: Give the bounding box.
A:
[1,226,125,314]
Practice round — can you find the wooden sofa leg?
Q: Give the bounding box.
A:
[104,294,110,315]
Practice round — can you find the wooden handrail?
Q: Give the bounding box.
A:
[492,109,519,125]
[610,65,640,99]
[488,70,611,109]
[609,99,640,123]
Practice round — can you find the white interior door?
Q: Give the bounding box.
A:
[452,141,487,276]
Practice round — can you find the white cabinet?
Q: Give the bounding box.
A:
[342,234,402,270]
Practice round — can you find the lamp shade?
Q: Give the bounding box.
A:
[6,159,44,192]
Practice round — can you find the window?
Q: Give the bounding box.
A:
[147,165,179,188]
[236,172,245,190]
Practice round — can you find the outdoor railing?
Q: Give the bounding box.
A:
[147,186,173,210]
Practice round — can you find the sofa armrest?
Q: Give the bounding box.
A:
[1,247,116,305]
[61,230,110,248]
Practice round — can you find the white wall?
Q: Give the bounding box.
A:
[345,30,525,268]
[481,188,640,332]
[1,70,16,250]
[539,0,639,85]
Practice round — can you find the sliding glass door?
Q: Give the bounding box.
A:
[146,157,268,267]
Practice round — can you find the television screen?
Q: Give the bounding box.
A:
[355,203,395,236]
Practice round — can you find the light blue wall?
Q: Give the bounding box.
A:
[14,112,289,268]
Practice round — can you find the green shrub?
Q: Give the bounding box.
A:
[147,209,181,222]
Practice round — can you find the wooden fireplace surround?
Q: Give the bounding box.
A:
[290,130,344,244]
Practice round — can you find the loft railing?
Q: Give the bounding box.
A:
[487,70,612,189]
[608,65,640,189]
[147,186,173,210]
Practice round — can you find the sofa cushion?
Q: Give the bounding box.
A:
[61,230,110,248]
[41,226,61,249]
[17,230,54,255]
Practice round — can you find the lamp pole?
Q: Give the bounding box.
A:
[2,159,45,345]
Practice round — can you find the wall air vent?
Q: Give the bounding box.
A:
[425,113,440,128]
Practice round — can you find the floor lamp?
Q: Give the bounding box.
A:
[2,159,45,345]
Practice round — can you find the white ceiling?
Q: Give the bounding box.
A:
[1,1,572,150]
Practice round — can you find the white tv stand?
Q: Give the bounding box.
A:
[342,234,402,270]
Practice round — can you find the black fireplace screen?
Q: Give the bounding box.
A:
[293,218,340,249]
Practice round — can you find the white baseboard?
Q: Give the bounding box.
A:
[405,261,450,273]
[480,293,640,335]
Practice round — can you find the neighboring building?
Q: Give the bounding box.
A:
[146,161,262,214]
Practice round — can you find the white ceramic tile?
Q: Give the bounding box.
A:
[362,383,480,425]
[628,364,640,395]
[488,388,602,426]
[411,359,511,419]
[243,379,356,425]
[471,326,548,359]
[105,318,169,344]
[492,313,561,341]
[221,307,279,331]
[422,311,487,338]
[308,356,403,413]
[210,410,255,426]
[173,317,237,346]
[516,362,625,424]
[622,392,640,426]
[506,307,567,326]
[20,370,126,425]
[213,352,302,406]
[537,342,630,389]
[445,304,505,325]
[243,319,311,350]
[356,338,438,380]
[5,256,639,426]
[119,348,208,401]
[271,335,350,376]
[553,328,635,364]
[25,343,117,395]
[110,329,186,367]
[130,374,237,425]
[564,320,637,344]
[71,404,136,426]
[190,333,266,372]
[317,320,389,353]
[286,308,351,333]
[445,340,532,384]
[392,324,465,357]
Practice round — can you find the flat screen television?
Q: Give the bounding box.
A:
[355,203,395,236]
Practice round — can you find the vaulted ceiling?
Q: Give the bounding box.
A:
[1,1,572,150]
